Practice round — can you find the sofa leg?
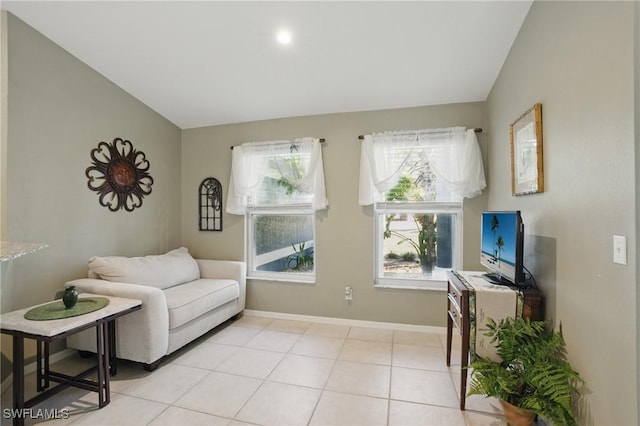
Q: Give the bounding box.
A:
[143,360,162,372]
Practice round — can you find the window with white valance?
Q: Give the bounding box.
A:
[358,127,486,289]
[227,137,327,214]
[359,127,486,205]
[227,137,327,283]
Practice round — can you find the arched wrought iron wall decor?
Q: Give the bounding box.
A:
[86,137,153,212]
[199,177,223,231]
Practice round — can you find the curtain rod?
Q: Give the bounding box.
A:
[358,128,483,140]
[230,138,326,150]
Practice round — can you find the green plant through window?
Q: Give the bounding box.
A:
[384,176,438,273]
[274,146,306,195]
[287,242,314,271]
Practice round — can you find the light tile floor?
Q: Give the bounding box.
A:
[1,314,514,426]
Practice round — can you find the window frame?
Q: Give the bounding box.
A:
[245,205,317,284]
[373,201,463,291]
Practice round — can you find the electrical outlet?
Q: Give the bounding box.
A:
[344,286,353,301]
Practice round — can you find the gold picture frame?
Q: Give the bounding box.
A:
[510,103,543,196]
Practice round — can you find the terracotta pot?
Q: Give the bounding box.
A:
[500,400,536,426]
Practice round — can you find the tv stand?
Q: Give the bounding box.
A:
[446,271,543,410]
[482,272,511,286]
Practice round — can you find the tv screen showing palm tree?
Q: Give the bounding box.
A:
[480,211,524,285]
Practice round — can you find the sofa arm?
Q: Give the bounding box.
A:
[64,278,169,364]
[195,260,246,312]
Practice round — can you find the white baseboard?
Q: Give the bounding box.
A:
[243,309,446,334]
[1,348,75,394]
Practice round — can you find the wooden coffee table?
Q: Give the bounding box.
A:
[0,294,141,426]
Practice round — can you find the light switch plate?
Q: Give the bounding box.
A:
[613,235,627,265]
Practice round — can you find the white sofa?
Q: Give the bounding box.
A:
[65,247,246,370]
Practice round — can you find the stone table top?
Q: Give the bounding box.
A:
[0,294,141,337]
[0,241,48,262]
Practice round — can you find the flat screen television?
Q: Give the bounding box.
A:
[480,211,525,286]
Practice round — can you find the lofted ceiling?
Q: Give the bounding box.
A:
[2,1,533,129]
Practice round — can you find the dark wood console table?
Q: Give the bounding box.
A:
[446,271,542,410]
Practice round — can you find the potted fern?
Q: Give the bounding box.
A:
[467,317,583,426]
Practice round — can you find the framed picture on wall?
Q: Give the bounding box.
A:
[510,103,543,196]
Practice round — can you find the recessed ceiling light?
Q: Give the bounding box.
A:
[276,29,292,45]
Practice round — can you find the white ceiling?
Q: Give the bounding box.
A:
[2,1,533,129]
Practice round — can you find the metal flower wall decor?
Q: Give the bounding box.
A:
[86,137,153,212]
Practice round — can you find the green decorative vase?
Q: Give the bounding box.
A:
[62,286,78,309]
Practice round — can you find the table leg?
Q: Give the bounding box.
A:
[102,322,111,403]
[460,308,470,410]
[95,322,107,408]
[446,312,453,366]
[108,320,117,376]
[36,340,43,392]
[12,336,25,426]
[44,342,50,390]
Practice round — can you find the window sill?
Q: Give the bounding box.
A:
[374,280,447,291]
[248,274,316,285]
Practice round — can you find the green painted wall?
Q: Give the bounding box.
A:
[1,13,182,382]
[487,2,637,424]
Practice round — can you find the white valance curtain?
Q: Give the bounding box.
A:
[358,127,486,205]
[226,137,327,215]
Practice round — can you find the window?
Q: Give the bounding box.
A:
[359,127,486,290]
[375,203,462,287]
[227,138,327,283]
[247,209,315,282]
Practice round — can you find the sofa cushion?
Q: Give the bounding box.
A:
[163,279,239,329]
[88,247,200,290]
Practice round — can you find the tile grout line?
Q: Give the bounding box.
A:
[387,330,396,426]
[306,324,351,426]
